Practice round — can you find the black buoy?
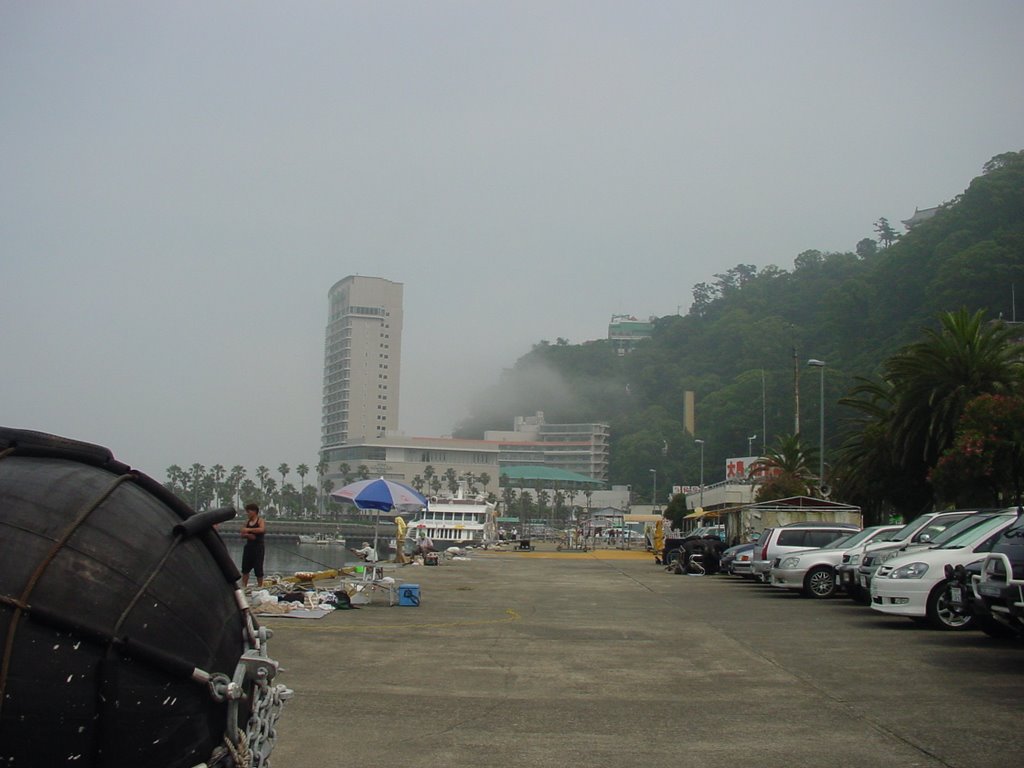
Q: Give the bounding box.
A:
[0,427,289,767]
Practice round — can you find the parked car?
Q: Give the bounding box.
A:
[841,509,993,602]
[724,542,757,578]
[721,542,755,576]
[870,511,1018,630]
[769,524,902,598]
[968,511,1024,639]
[751,521,861,583]
[940,559,1010,637]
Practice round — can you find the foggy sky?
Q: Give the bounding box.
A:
[2,1,1022,483]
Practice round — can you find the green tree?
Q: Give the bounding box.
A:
[187,463,206,510]
[444,468,458,494]
[227,465,246,508]
[748,434,818,501]
[664,493,689,532]
[838,310,1023,517]
[874,217,899,248]
[296,463,309,517]
[209,464,226,506]
[885,309,1022,472]
[930,393,1024,508]
[165,464,186,496]
[855,238,878,258]
[256,466,270,498]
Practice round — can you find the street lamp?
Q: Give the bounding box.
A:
[747,434,757,456]
[694,439,705,509]
[807,359,826,492]
[649,468,657,511]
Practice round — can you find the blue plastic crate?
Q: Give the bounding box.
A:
[398,583,420,606]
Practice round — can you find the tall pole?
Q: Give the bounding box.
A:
[808,359,826,490]
[649,468,657,511]
[748,434,757,456]
[793,347,801,436]
[694,439,705,508]
[761,368,767,454]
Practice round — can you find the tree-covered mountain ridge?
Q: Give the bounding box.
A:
[454,151,1024,503]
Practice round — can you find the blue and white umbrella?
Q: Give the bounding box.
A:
[330,478,428,551]
[330,477,428,512]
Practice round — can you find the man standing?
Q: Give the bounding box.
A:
[240,502,266,588]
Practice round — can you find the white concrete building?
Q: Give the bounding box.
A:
[321,276,403,450]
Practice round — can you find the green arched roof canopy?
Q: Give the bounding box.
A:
[499,465,605,488]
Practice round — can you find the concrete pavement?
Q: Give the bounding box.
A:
[263,545,1021,767]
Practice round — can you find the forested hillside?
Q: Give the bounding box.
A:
[454,152,1024,505]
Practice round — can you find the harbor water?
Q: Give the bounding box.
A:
[222,538,366,577]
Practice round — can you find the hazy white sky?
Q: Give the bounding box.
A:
[2,1,1022,482]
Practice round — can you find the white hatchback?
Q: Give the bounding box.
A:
[870,512,1018,630]
[770,524,902,598]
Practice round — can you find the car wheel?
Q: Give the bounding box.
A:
[925,580,973,631]
[803,566,836,599]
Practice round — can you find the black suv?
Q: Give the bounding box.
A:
[969,510,1024,639]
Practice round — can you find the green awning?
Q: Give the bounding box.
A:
[499,465,604,486]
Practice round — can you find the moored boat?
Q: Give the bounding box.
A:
[403,487,497,550]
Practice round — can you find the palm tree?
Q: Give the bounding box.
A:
[264,478,277,516]
[256,466,270,498]
[444,468,458,494]
[188,463,206,510]
[239,478,258,505]
[837,309,1023,518]
[478,472,491,495]
[210,464,226,506]
[277,463,290,515]
[316,459,329,517]
[165,465,186,496]
[322,478,335,520]
[885,309,1022,471]
[748,433,818,501]
[296,463,309,517]
[227,465,246,508]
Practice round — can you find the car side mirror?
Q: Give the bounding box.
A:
[917,533,932,543]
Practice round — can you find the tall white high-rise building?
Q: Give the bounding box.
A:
[321,275,403,452]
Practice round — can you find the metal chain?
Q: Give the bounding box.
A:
[245,676,293,767]
[204,623,293,768]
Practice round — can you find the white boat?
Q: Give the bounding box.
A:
[297,533,342,545]
[403,487,497,550]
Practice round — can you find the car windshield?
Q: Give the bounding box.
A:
[873,531,901,542]
[887,520,920,541]
[938,515,1013,549]
[823,533,855,549]
[928,514,998,547]
[838,527,883,548]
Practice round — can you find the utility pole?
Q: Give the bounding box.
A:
[793,347,801,436]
